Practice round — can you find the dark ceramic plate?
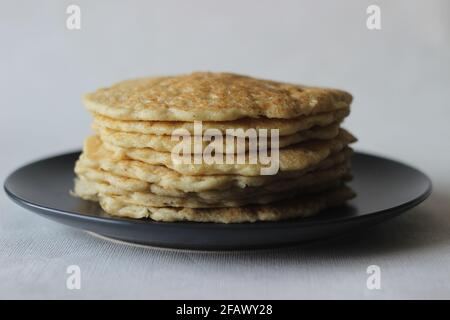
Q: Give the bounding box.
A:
[4,151,431,250]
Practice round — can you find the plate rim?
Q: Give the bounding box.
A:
[3,150,433,230]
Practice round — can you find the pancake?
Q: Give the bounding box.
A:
[74,175,347,208]
[75,160,351,201]
[96,186,355,222]
[91,108,350,137]
[78,134,353,192]
[102,129,356,176]
[94,122,341,153]
[74,72,356,223]
[83,72,352,121]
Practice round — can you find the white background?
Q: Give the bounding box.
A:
[1,0,449,299]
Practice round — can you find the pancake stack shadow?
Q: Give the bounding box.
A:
[73,72,356,223]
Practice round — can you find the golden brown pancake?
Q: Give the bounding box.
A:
[84,72,352,121]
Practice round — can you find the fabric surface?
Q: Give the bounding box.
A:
[1,0,450,299]
[0,192,449,299]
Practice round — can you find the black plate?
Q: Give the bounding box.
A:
[4,151,431,250]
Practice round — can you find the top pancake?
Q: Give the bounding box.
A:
[84,72,352,121]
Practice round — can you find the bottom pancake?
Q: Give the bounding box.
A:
[77,186,355,223]
[74,174,349,208]
[73,186,355,223]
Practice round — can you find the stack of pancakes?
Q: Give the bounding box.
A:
[74,72,356,223]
